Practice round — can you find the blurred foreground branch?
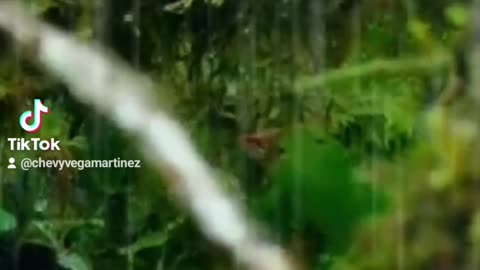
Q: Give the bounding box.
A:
[0,2,294,270]
[295,52,453,92]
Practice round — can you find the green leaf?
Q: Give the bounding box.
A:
[58,252,92,270]
[25,0,59,15]
[119,218,184,255]
[0,208,17,233]
[164,0,194,13]
[445,4,469,28]
[407,20,435,50]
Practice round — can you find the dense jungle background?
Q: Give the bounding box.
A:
[1,0,480,269]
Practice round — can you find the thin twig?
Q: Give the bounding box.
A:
[294,52,453,93]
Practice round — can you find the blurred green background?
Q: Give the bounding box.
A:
[0,0,479,269]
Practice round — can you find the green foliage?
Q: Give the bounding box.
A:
[58,252,92,270]
[0,209,16,233]
[0,0,476,269]
[445,4,469,28]
[252,126,387,268]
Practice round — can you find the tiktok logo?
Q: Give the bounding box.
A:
[19,99,50,133]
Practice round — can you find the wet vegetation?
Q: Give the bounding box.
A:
[0,0,479,269]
